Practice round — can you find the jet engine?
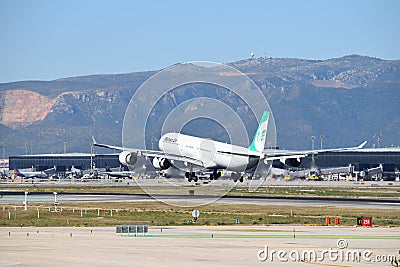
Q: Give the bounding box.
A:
[284,157,302,168]
[152,157,171,170]
[118,151,138,166]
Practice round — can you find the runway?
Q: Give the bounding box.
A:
[1,189,399,266]
[1,225,399,267]
[1,192,400,209]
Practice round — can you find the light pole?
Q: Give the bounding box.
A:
[374,133,381,148]
[25,143,28,155]
[311,136,315,168]
[1,143,5,159]
[320,135,324,150]
[63,142,67,154]
[151,138,158,151]
[90,142,93,171]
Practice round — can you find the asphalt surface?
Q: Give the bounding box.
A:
[1,192,399,209]
[1,225,399,267]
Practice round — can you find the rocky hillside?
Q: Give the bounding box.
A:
[0,55,399,156]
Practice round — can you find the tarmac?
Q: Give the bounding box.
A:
[1,193,400,210]
[0,225,399,267]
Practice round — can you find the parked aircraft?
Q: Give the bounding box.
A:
[66,166,83,178]
[93,111,366,182]
[100,163,135,178]
[12,166,54,178]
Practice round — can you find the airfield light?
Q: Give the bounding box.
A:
[23,192,28,211]
[53,192,59,212]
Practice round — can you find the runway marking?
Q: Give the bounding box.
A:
[298,260,352,267]
[136,233,400,239]
[1,195,53,202]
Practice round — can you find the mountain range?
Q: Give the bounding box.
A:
[0,55,399,156]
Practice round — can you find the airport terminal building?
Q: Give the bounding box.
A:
[8,147,400,181]
[9,153,121,172]
[282,147,400,180]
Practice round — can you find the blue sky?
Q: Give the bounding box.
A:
[1,0,399,82]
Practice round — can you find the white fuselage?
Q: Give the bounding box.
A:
[158,133,261,172]
[13,170,47,178]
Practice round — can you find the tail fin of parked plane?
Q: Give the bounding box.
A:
[104,162,111,172]
[248,111,270,154]
[13,166,23,177]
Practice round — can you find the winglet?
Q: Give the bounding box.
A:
[357,141,367,149]
[91,136,97,145]
[104,162,111,172]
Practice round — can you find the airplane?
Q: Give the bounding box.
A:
[13,166,50,178]
[100,162,135,179]
[65,166,83,178]
[93,111,367,183]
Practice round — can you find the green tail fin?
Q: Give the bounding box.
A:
[248,111,270,154]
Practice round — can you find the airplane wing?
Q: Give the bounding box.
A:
[263,141,367,162]
[92,137,205,167]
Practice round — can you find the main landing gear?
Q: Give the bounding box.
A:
[185,172,198,182]
[209,171,221,180]
[231,172,244,182]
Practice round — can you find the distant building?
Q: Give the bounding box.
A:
[9,153,121,172]
[8,148,400,181]
[0,159,9,168]
[275,147,400,181]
